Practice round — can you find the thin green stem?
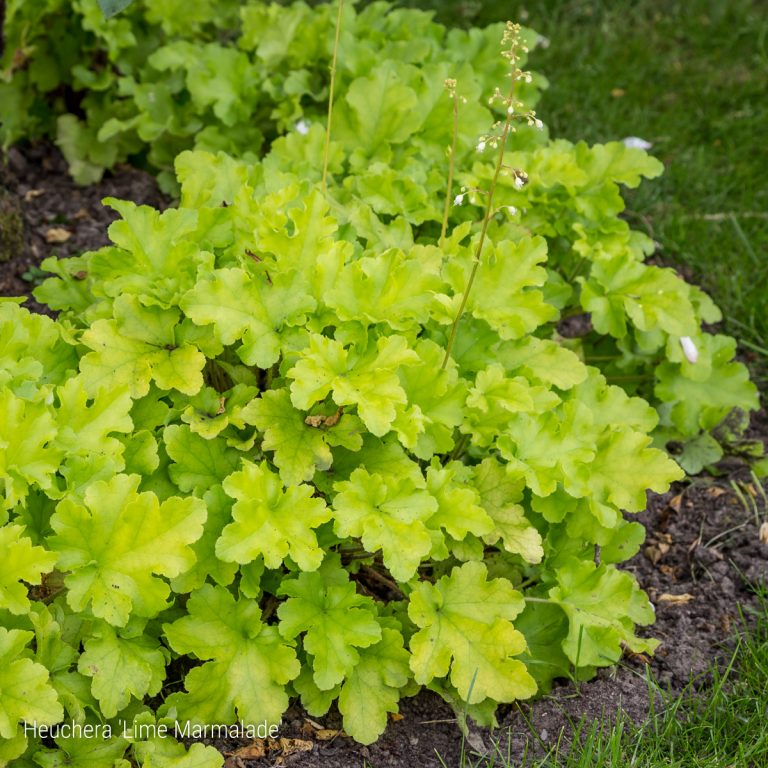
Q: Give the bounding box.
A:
[439,88,460,247]
[441,87,515,370]
[321,0,344,192]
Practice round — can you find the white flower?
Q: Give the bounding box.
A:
[477,140,487,152]
[537,35,551,49]
[453,193,465,206]
[505,205,518,215]
[534,118,543,130]
[514,176,526,190]
[621,136,652,150]
[295,118,311,135]
[679,336,699,364]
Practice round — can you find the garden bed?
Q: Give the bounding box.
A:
[2,143,766,767]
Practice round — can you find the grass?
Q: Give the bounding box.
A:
[392,0,768,382]
[434,593,768,767]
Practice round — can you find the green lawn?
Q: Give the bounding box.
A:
[397,0,768,381]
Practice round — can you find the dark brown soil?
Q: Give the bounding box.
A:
[0,143,167,314]
[2,143,767,768]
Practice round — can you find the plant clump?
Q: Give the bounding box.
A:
[0,3,761,767]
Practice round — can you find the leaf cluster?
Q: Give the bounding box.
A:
[0,1,761,764]
[0,0,543,191]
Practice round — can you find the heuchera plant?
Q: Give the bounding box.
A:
[0,5,760,768]
[0,0,545,190]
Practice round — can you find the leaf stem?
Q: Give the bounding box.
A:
[321,0,344,192]
[439,86,460,247]
[441,88,515,370]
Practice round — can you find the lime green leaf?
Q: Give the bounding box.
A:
[462,364,545,446]
[254,188,342,285]
[655,334,759,436]
[0,628,63,739]
[0,390,61,510]
[393,339,466,459]
[54,376,134,486]
[176,384,258,439]
[472,460,544,563]
[0,524,57,614]
[581,256,698,338]
[217,460,331,571]
[334,63,424,157]
[565,373,658,434]
[425,462,493,542]
[338,628,411,745]
[499,337,588,390]
[240,388,333,485]
[0,301,77,393]
[181,267,315,368]
[133,728,223,768]
[0,732,27,764]
[327,435,425,493]
[549,559,658,668]
[287,334,346,409]
[163,584,299,726]
[55,377,133,452]
[291,666,339,718]
[176,150,256,209]
[513,600,574,692]
[277,559,382,690]
[92,199,206,308]
[164,424,241,495]
[122,431,160,478]
[150,42,257,127]
[581,141,664,188]
[288,334,419,436]
[600,520,646,565]
[326,246,444,330]
[444,237,557,340]
[49,474,206,626]
[345,162,441,224]
[497,402,595,498]
[32,733,130,768]
[575,429,684,512]
[408,562,536,703]
[170,486,239,593]
[674,432,723,475]
[332,469,437,581]
[78,621,167,718]
[28,603,95,723]
[80,296,205,398]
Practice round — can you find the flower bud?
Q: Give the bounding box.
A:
[679,336,699,364]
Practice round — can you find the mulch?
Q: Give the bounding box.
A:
[2,143,767,768]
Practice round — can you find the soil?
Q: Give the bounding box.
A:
[2,143,768,768]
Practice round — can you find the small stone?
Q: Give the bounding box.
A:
[45,227,72,244]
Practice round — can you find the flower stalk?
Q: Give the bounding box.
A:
[440,79,461,247]
[441,22,540,369]
[322,0,345,192]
